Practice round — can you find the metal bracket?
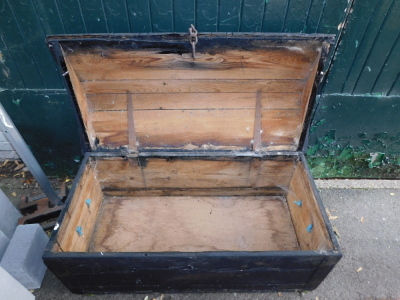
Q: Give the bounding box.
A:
[18,183,68,231]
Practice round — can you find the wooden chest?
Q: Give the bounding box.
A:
[43,33,341,293]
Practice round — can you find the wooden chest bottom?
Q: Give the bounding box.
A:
[91,196,299,253]
[43,153,341,293]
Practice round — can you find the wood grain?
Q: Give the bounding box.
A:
[286,162,333,251]
[261,109,302,150]
[87,92,301,111]
[83,79,305,94]
[62,41,321,151]
[67,48,318,80]
[93,157,145,189]
[90,196,300,252]
[102,187,285,197]
[55,165,103,252]
[134,109,255,148]
[298,53,321,135]
[93,157,295,191]
[63,48,97,149]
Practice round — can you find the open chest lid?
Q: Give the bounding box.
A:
[49,33,334,154]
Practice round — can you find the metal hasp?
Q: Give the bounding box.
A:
[188,24,198,59]
[0,102,62,206]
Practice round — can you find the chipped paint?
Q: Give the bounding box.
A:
[307,131,400,178]
[12,98,22,106]
[0,50,10,79]
[287,46,305,53]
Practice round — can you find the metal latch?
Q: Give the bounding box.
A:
[189,24,198,59]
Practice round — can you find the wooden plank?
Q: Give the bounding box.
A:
[286,162,333,251]
[134,109,255,148]
[87,92,305,150]
[57,165,103,252]
[63,47,97,148]
[261,93,302,110]
[95,157,295,191]
[142,158,253,189]
[88,93,255,111]
[298,52,320,136]
[91,196,300,252]
[102,187,285,197]
[87,92,301,111]
[304,255,342,290]
[67,49,317,80]
[60,268,310,293]
[90,111,128,147]
[91,108,256,149]
[93,157,145,189]
[261,109,302,149]
[256,160,296,189]
[83,79,305,94]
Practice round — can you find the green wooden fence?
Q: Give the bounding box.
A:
[0,0,398,177]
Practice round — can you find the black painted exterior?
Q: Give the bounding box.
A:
[43,153,341,293]
[43,34,341,293]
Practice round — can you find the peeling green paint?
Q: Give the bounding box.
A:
[307,131,400,178]
[12,98,22,106]
[310,119,326,133]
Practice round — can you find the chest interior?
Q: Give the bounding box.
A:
[50,34,335,255]
[54,155,334,254]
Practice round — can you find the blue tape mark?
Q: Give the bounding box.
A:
[86,199,92,207]
[294,200,303,207]
[76,226,83,236]
[306,224,313,233]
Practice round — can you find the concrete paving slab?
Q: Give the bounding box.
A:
[0,266,35,300]
[0,188,22,239]
[1,224,48,289]
[33,186,400,300]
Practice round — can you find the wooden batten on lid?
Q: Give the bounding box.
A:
[61,35,325,153]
